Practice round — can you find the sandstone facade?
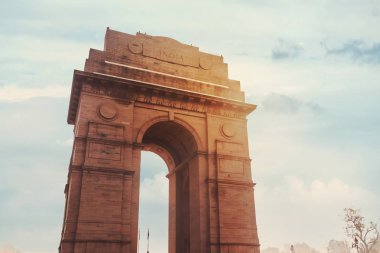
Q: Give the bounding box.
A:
[59,28,260,253]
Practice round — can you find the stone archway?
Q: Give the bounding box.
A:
[59,28,260,253]
[140,120,198,253]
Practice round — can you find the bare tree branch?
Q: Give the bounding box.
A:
[344,208,379,253]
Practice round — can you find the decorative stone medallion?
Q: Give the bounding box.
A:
[98,103,118,121]
[128,41,143,54]
[220,123,236,138]
[199,56,213,70]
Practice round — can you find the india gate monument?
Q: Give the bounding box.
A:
[59,28,260,253]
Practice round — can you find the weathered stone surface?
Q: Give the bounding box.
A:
[60,28,260,253]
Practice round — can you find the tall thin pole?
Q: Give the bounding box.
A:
[138,229,140,253]
[147,228,150,253]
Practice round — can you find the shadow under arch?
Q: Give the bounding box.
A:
[136,116,202,157]
[137,119,200,253]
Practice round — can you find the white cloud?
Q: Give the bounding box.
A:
[140,172,169,204]
[0,85,69,101]
[277,177,376,204]
[0,245,21,253]
[255,176,379,249]
[272,39,304,60]
[0,34,94,65]
[55,138,73,146]
[260,93,324,115]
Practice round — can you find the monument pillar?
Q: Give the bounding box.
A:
[59,28,260,253]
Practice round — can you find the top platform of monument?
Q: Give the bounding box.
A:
[80,28,247,102]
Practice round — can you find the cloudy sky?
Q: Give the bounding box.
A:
[1,0,379,252]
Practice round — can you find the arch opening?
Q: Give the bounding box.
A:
[141,121,198,167]
[140,120,198,253]
[138,151,168,253]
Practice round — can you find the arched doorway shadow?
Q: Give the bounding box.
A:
[138,120,199,253]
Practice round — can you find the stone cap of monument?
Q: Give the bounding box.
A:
[102,28,230,84]
[84,28,244,96]
[67,28,256,124]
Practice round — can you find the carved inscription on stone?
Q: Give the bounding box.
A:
[89,142,121,161]
[219,158,244,175]
[208,108,244,119]
[216,141,244,156]
[128,40,200,68]
[144,46,186,66]
[136,93,245,118]
[136,93,206,113]
[83,83,245,119]
[82,83,136,102]
[88,122,124,140]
